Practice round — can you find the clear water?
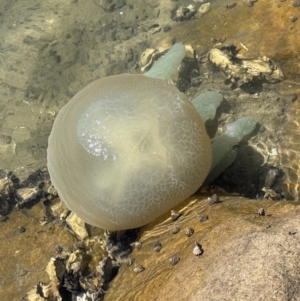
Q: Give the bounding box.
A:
[0,0,299,196]
[1,1,300,299]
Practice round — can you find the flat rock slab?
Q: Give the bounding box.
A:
[105,195,300,301]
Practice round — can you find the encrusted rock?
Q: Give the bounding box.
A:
[97,256,113,282]
[41,257,66,300]
[140,47,167,72]
[66,212,89,240]
[197,3,210,18]
[0,170,14,215]
[49,198,69,219]
[262,187,283,200]
[15,187,39,205]
[208,46,284,86]
[0,171,13,196]
[173,5,197,22]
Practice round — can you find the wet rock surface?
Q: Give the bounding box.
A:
[105,194,300,301]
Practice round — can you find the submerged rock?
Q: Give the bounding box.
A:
[105,194,300,300]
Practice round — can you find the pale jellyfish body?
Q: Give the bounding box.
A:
[47,74,212,230]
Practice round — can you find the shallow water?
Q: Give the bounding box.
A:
[0,0,299,198]
[0,0,300,299]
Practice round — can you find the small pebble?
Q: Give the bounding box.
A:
[259,125,266,133]
[293,0,300,7]
[190,76,203,87]
[172,226,180,234]
[54,245,63,254]
[185,227,194,237]
[290,16,298,22]
[226,2,237,8]
[130,241,142,250]
[289,93,298,102]
[258,208,265,216]
[169,256,180,266]
[18,226,26,233]
[153,241,162,252]
[171,210,182,221]
[190,70,203,87]
[19,269,28,276]
[208,193,219,205]
[125,257,135,266]
[193,242,203,256]
[197,214,208,222]
[133,264,145,274]
[163,25,171,33]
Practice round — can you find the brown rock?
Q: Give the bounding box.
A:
[105,194,300,300]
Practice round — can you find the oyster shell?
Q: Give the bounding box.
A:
[208,46,284,85]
